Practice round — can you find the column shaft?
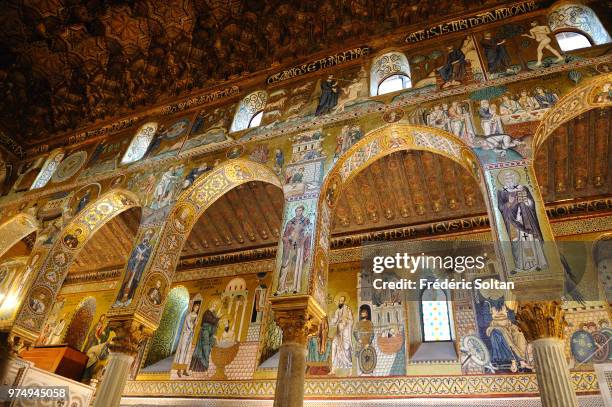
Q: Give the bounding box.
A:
[516,302,578,407]
[531,338,578,407]
[273,342,307,407]
[270,295,325,407]
[93,352,134,407]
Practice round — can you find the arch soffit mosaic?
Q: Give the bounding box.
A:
[169,158,283,240]
[12,188,141,338]
[323,123,482,197]
[308,123,484,298]
[0,213,39,259]
[128,159,282,324]
[533,73,612,153]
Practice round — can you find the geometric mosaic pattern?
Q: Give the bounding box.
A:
[124,371,599,399]
[120,395,606,406]
[175,342,260,381]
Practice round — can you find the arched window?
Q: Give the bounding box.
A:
[230,91,268,132]
[30,149,65,190]
[378,74,412,95]
[248,110,264,128]
[121,122,158,165]
[370,51,412,96]
[420,287,454,342]
[548,4,611,49]
[555,31,592,51]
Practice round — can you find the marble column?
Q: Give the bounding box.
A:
[270,295,325,407]
[515,301,578,407]
[92,319,150,407]
[92,352,133,407]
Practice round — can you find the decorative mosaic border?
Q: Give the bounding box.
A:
[124,371,599,399]
[120,395,606,407]
[550,215,612,237]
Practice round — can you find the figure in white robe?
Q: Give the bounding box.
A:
[426,105,450,131]
[48,318,66,344]
[331,296,353,373]
[479,100,504,136]
[499,95,524,115]
[173,301,201,377]
[518,90,539,111]
[151,166,182,210]
[448,101,476,145]
[476,134,524,158]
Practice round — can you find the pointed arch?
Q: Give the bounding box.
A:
[533,73,612,152]
[123,159,282,327]
[0,213,39,259]
[12,189,141,341]
[325,123,482,188]
[143,285,189,368]
[64,296,97,351]
[309,123,485,305]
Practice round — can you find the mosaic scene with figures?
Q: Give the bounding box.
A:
[0,1,611,406]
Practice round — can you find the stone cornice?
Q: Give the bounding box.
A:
[1,53,610,210]
[63,268,122,285]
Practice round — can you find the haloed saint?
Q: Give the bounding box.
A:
[496,170,547,272]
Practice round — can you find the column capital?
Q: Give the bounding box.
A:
[270,295,326,345]
[515,301,567,342]
[107,317,154,356]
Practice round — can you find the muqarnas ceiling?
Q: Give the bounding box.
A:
[0,0,510,145]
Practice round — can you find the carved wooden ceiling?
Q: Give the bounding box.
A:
[68,206,141,274]
[332,150,487,235]
[181,181,285,257]
[0,0,511,147]
[534,107,611,203]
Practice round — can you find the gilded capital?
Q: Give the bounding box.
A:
[270,295,326,345]
[107,318,154,356]
[515,301,567,342]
